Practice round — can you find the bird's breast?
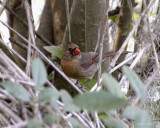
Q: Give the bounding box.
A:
[60,59,78,78]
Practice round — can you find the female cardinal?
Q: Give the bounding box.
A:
[61,42,128,79]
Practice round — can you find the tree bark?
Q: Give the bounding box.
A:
[36,0,54,53]
[9,0,30,69]
[62,0,85,51]
[113,0,134,78]
[85,0,106,51]
[51,0,73,45]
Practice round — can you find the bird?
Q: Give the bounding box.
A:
[61,42,128,80]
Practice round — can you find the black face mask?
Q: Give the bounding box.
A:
[68,47,78,55]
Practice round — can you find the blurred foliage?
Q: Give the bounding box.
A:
[0,57,151,127]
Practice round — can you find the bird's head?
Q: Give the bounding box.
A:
[67,42,80,56]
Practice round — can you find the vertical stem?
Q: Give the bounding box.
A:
[97,1,109,88]
[65,0,71,42]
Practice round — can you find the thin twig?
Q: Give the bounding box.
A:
[108,0,156,70]
[0,50,24,80]
[0,113,10,126]
[90,78,102,92]
[57,101,91,128]
[65,0,71,42]
[4,121,27,128]
[0,102,22,122]
[0,39,26,63]
[132,66,160,106]
[0,89,18,103]
[97,11,108,88]
[0,1,52,46]
[0,49,33,86]
[46,80,57,91]
[24,0,35,76]
[0,0,8,15]
[119,43,151,86]
[147,21,160,77]
[94,112,100,128]
[109,53,137,74]
[72,112,90,128]
[9,37,28,50]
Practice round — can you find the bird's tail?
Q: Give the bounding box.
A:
[103,51,130,57]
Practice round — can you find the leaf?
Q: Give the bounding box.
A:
[43,112,59,124]
[122,66,147,102]
[48,72,54,81]
[102,73,123,97]
[27,119,41,128]
[133,12,140,20]
[67,117,83,128]
[0,81,30,102]
[38,88,59,103]
[44,45,64,59]
[31,58,47,90]
[103,116,128,128]
[155,123,160,128]
[60,90,80,112]
[123,106,152,128]
[109,15,119,23]
[38,88,59,110]
[79,79,97,91]
[73,91,127,112]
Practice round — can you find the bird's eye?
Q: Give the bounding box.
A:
[68,48,72,51]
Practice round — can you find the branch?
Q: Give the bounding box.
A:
[24,0,35,76]
[0,20,82,94]
[132,66,160,106]
[108,0,156,70]
[0,39,26,63]
[0,1,52,46]
[0,102,22,122]
[65,0,71,42]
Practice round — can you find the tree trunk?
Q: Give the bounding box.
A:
[112,0,134,78]
[9,0,30,69]
[62,0,85,51]
[51,0,73,45]
[36,0,54,53]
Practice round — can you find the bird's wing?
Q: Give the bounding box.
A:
[80,52,98,69]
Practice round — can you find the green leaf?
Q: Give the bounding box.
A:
[122,66,147,102]
[123,106,152,128]
[0,81,30,102]
[44,45,64,59]
[79,79,97,91]
[133,12,140,20]
[48,72,54,81]
[60,90,80,112]
[148,12,156,17]
[102,73,123,97]
[27,119,41,128]
[73,91,127,112]
[155,123,160,128]
[103,116,128,128]
[43,112,59,124]
[67,117,83,128]
[31,58,47,90]
[109,15,119,23]
[38,88,59,103]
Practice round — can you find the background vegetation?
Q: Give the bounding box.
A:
[0,0,160,128]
